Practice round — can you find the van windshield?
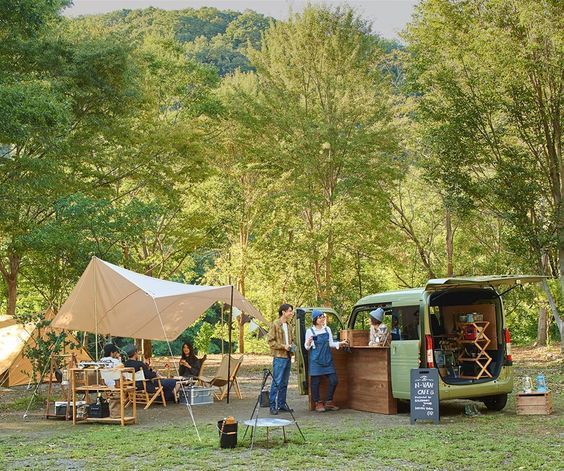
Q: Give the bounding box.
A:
[350,306,419,341]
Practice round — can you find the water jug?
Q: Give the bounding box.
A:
[535,374,547,393]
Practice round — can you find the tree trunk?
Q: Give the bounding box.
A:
[0,253,21,317]
[540,279,563,353]
[445,207,454,276]
[536,306,548,347]
[142,339,153,359]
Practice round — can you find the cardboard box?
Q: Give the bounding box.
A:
[178,387,214,405]
[340,329,369,347]
[516,392,553,415]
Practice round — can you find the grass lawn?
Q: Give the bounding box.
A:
[0,348,561,470]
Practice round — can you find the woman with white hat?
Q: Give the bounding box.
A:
[368,307,390,346]
[304,309,348,412]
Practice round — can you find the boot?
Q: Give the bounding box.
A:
[324,401,340,411]
[315,401,326,412]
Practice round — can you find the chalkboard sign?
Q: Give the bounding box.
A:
[410,368,440,424]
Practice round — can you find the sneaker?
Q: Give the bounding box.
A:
[269,407,278,415]
[278,406,294,413]
[315,401,326,412]
[324,401,340,411]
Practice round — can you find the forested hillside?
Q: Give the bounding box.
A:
[0,1,561,354]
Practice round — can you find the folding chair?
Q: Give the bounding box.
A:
[199,355,244,401]
[127,369,167,409]
[195,355,208,386]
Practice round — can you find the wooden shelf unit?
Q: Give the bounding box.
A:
[45,354,77,421]
[457,321,493,379]
[70,367,137,426]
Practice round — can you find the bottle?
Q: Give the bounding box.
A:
[523,376,532,394]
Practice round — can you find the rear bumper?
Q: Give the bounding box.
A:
[438,366,513,400]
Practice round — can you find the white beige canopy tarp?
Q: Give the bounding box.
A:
[51,257,265,341]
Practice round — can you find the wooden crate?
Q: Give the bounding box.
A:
[340,329,369,347]
[516,392,553,415]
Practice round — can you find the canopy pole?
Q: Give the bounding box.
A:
[227,285,234,404]
[150,296,200,441]
[94,258,98,360]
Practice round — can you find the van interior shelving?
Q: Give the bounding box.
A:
[428,288,504,385]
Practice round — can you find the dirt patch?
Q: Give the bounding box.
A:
[511,345,562,364]
[0,348,560,438]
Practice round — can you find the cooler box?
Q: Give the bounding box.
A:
[178,386,214,405]
[55,401,86,416]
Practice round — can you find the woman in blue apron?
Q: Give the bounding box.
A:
[304,309,348,412]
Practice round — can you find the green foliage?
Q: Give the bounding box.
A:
[194,322,215,354]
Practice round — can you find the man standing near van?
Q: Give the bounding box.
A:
[267,303,294,415]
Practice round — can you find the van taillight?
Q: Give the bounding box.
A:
[504,328,512,362]
[425,335,434,368]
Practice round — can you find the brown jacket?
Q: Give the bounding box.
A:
[268,318,294,358]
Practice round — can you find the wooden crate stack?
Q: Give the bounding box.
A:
[516,392,553,415]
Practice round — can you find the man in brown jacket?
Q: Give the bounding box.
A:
[267,303,294,415]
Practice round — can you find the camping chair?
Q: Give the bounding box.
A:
[127,369,167,410]
[195,355,208,386]
[199,355,244,401]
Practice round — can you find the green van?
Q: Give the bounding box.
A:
[349,275,543,411]
[295,276,543,412]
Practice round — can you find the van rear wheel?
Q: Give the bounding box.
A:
[482,394,508,411]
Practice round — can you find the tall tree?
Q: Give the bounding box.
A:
[248,5,399,305]
[405,0,563,347]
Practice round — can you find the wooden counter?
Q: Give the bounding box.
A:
[308,346,397,414]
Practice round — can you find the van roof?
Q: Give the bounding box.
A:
[354,288,424,307]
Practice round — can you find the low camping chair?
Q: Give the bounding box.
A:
[199,355,244,401]
[194,354,208,386]
[127,369,167,410]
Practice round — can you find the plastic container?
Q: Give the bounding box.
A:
[218,418,238,448]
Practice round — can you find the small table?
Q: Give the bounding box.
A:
[244,418,294,449]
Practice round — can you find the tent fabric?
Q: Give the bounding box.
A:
[51,257,266,341]
[0,313,91,387]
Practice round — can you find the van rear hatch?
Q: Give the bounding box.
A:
[425,275,545,291]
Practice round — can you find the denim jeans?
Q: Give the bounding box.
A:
[269,357,291,410]
[310,373,338,402]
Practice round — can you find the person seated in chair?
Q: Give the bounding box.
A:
[123,344,178,403]
[178,342,201,379]
[99,343,124,387]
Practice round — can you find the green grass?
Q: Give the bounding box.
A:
[0,361,561,470]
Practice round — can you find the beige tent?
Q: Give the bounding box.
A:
[51,257,265,341]
[0,313,91,387]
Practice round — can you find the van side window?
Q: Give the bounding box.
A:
[392,306,420,340]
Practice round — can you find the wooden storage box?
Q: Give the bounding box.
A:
[516,392,553,415]
[340,329,369,347]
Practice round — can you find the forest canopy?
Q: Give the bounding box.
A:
[0,1,561,354]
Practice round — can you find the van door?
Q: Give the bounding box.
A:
[389,304,421,399]
[295,308,344,395]
[390,340,420,400]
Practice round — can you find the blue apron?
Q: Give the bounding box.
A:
[309,327,336,376]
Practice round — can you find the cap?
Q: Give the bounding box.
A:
[369,308,384,323]
[123,344,138,358]
[311,309,325,323]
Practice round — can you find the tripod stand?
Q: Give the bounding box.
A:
[243,369,305,449]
